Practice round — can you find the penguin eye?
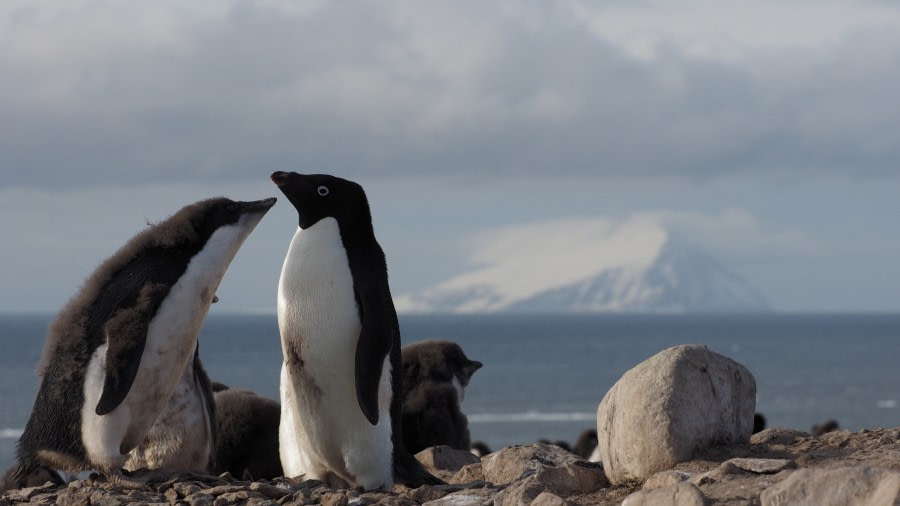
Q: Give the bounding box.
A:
[317,186,330,197]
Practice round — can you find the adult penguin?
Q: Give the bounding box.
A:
[271,171,440,490]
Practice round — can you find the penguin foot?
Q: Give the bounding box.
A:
[321,471,353,490]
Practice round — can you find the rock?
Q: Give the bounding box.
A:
[597,344,756,485]
[622,481,707,506]
[250,481,290,499]
[89,490,122,506]
[247,498,277,506]
[174,481,204,497]
[373,495,419,506]
[726,458,796,474]
[422,491,494,505]
[163,487,180,503]
[690,461,744,486]
[28,495,55,506]
[124,489,166,503]
[493,475,556,505]
[320,490,350,506]
[750,428,808,445]
[530,491,570,506]
[481,443,608,503]
[214,490,251,504]
[1,426,896,505]
[643,470,691,490]
[204,484,249,496]
[4,485,47,501]
[280,489,311,504]
[186,492,215,506]
[532,462,608,495]
[417,445,482,472]
[407,485,450,503]
[59,486,94,506]
[760,466,900,506]
[480,443,584,485]
[450,463,485,484]
[495,475,571,505]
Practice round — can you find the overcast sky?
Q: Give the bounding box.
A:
[2,0,899,313]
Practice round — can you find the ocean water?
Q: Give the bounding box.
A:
[1,312,898,471]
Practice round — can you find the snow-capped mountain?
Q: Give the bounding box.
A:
[394,217,771,314]
[505,243,770,313]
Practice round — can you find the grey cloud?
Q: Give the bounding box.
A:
[2,1,900,188]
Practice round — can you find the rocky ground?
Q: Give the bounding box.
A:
[2,426,897,505]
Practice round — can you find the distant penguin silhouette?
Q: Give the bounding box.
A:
[400,340,482,454]
[213,387,282,481]
[574,429,598,459]
[272,171,441,489]
[9,197,275,488]
[753,413,767,434]
[811,419,840,436]
[470,441,492,458]
[538,439,573,452]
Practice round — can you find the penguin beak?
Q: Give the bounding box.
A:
[271,171,289,186]
[241,197,277,214]
[463,360,483,381]
[270,172,312,217]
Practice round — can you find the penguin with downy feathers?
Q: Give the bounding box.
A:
[212,385,283,481]
[271,171,441,490]
[8,196,275,489]
[400,340,482,453]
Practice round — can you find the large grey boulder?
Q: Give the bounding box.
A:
[597,344,756,485]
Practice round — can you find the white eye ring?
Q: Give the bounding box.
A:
[317,186,329,196]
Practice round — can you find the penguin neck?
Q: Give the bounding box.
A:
[300,216,378,255]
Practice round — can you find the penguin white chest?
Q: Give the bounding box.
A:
[277,218,393,488]
[80,224,246,468]
[278,218,362,358]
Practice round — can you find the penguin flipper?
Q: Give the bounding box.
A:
[192,346,217,469]
[354,290,393,426]
[95,284,168,416]
[95,308,151,415]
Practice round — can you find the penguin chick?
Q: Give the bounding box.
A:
[10,196,275,487]
[213,388,282,481]
[400,340,482,453]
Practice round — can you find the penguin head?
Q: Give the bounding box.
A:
[143,196,278,288]
[95,196,277,264]
[271,171,372,231]
[183,197,278,243]
[402,340,483,388]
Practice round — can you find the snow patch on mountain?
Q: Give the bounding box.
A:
[394,216,770,314]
